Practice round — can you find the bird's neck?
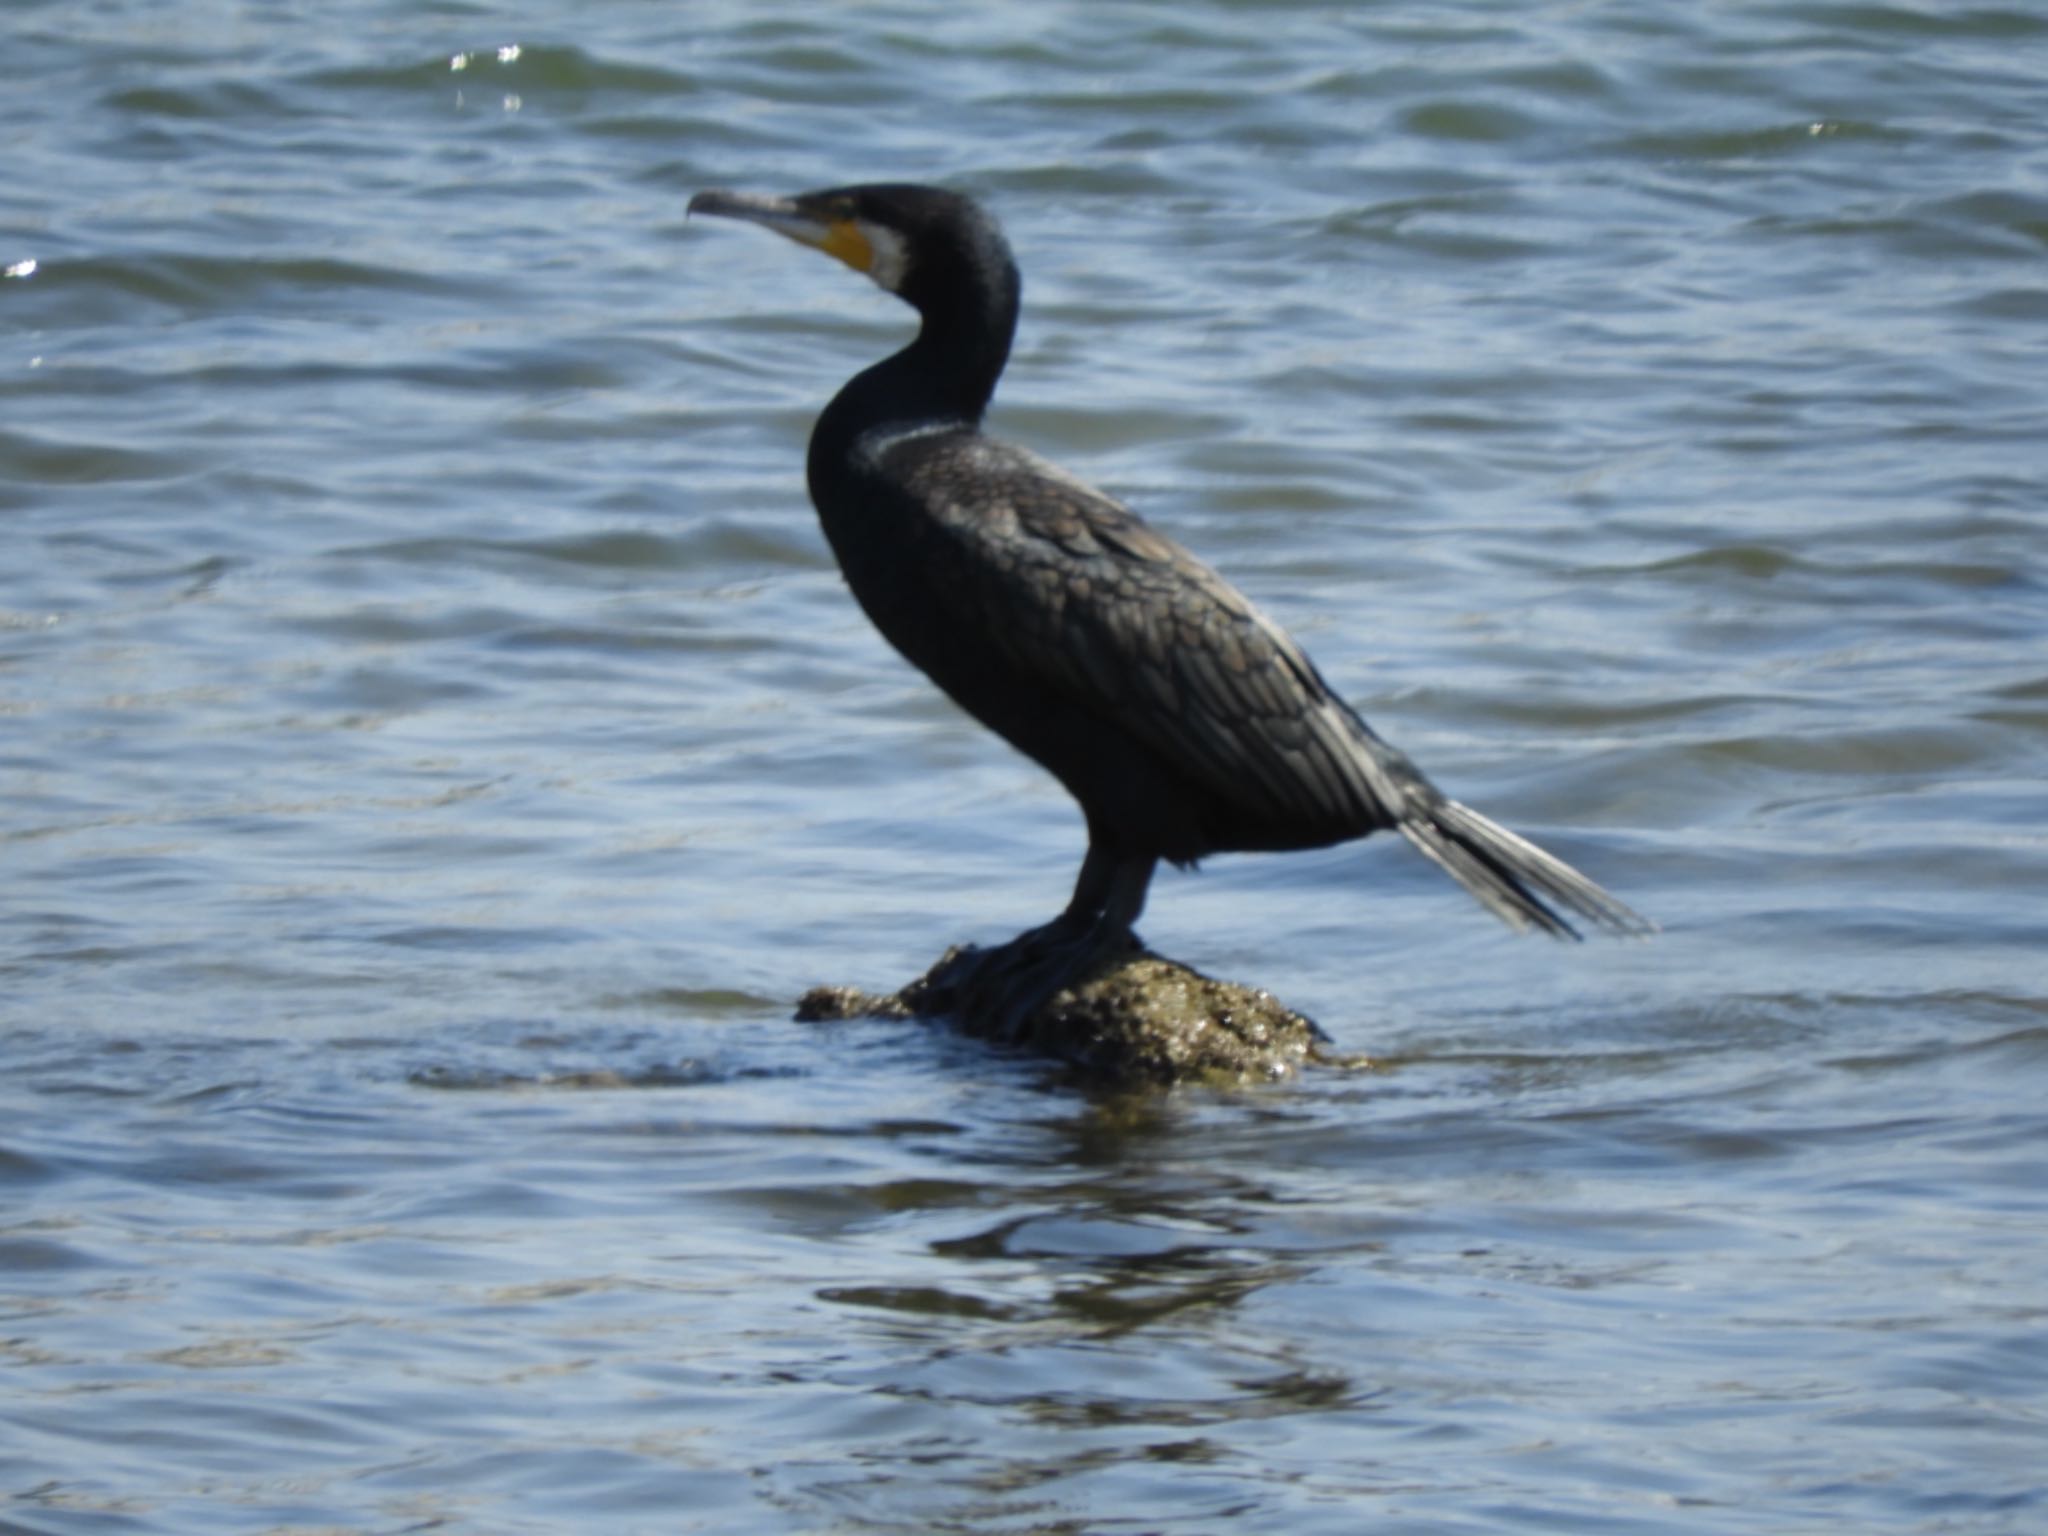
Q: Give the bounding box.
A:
[813,286,1018,464]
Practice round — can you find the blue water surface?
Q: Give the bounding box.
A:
[3,2,2045,1531]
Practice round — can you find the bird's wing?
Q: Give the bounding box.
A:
[880,431,1654,940]
[889,434,1418,835]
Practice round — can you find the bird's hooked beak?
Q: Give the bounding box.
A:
[687,189,878,277]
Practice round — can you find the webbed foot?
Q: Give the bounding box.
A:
[949,919,1140,1042]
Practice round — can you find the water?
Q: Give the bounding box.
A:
[4,1,2045,1530]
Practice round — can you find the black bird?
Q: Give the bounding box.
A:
[689,183,1650,1022]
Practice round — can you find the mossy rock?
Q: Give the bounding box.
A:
[798,943,1360,1090]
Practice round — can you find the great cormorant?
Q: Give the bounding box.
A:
[689,183,1650,1026]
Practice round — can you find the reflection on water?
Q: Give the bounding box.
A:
[5,0,2047,1530]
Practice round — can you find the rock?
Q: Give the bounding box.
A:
[797,943,1362,1089]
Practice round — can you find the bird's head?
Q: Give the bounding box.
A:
[687,182,1016,322]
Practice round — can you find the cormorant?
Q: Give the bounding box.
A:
[689,183,1651,1026]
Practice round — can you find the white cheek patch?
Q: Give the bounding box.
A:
[859,221,910,293]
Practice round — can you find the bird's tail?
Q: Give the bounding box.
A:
[1397,793,1655,940]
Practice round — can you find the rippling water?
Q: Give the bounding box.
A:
[5,2,2046,1531]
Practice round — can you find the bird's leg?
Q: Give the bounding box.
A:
[1008,840,1124,952]
[1094,850,1154,940]
[961,848,1157,1041]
